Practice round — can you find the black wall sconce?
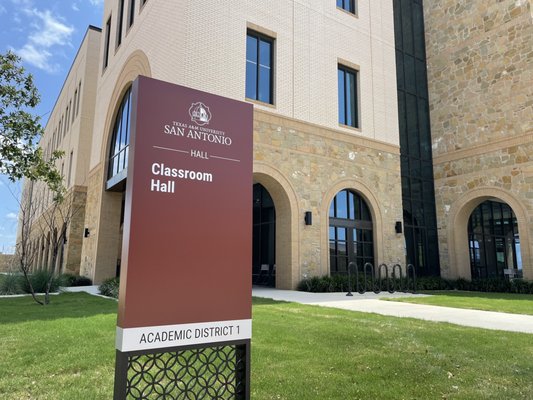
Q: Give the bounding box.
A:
[304,211,312,226]
[84,228,90,238]
[395,221,402,234]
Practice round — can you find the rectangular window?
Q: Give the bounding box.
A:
[76,81,82,116]
[68,151,73,187]
[338,65,359,128]
[245,31,274,105]
[103,17,111,69]
[117,0,125,47]
[128,0,136,28]
[337,0,356,14]
[65,102,70,134]
[72,91,77,123]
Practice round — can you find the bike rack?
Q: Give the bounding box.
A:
[392,263,403,292]
[345,262,417,295]
[346,261,357,296]
[377,263,393,293]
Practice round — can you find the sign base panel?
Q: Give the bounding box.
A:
[114,340,250,400]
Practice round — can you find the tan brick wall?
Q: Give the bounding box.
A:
[0,254,17,273]
[254,110,405,288]
[92,0,399,169]
[425,0,533,279]
[80,0,404,287]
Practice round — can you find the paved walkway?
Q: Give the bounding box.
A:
[252,287,533,334]
[60,285,533,334]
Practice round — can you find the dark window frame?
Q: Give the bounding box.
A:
[468,200,522,280]
[245,30,274,105]
[107,87,132,190]
[337,0,356,14]
[338,64,359,128]
[329,190,374,275]
[117,0,125,48]
[103,17,111,70]
[128,0,136,28]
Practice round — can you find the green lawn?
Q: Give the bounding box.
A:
[0,293,532,399]
[382,291,533,315]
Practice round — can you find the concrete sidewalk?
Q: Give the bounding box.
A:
[61,285,533,334]
[252,287,533,334]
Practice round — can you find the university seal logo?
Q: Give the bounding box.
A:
[189,102,211,126]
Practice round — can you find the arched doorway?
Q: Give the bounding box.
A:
[468,200,522,279]
[252,183,276,286]
[329,189,374,274]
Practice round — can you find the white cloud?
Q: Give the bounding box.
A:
[88,0,104,5]
[13,8,74,72]
[72,3,80,12]
[0,5,6,14]
[6,212,18,220]
[29,10,74,47]
[17,44,54,71]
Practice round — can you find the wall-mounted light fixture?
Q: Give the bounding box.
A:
[395,221,402,234]
[84,228,90,238]
[304,211,312,226]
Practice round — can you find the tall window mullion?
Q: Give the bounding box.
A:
[246,31,274,104]
[338,65,359,128]
[117,0,125,48]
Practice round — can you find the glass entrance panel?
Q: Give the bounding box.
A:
[468,200,521,280]
[329,190,374,275]
[252,184,276,287]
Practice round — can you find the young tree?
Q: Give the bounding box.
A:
[2,51,64,305]
[0,51,62,188]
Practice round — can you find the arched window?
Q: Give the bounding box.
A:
[107,87,132,189]
[329,189,373,274]
[468,200,522,279]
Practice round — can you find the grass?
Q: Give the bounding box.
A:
[0,293,531,399]
[382,291,533,315]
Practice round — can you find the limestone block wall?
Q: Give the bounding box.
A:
[0,254,16,273]
[425,0,533,279]
[253,110,404,288]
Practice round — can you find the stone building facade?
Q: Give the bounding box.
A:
[77,0,405,288]
[18,0,533,285]
[425,0,533,280]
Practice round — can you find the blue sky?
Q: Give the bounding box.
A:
[0,0,104,253]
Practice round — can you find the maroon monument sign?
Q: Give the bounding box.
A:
[113,76,253,399]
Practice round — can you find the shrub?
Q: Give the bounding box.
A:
[298,274,533,294]
[72,276,92,286]
[21,269,62,294]
[60,273,77,287]
[60,273,93,287]
[0,273,23,295]
[99,277,120,298]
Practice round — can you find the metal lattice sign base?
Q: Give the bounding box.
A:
[114,341,250,400]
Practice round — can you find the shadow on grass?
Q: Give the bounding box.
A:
[0,292,118,324]
[252,297,288,306]
[423,290,533,301]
